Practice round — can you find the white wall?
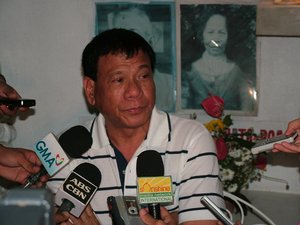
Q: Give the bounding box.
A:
[0,0,299,194]
[0,0,96,142]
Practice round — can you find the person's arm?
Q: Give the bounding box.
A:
[0,73,28,116]
[0,145,45,184]
[272,118,300,153]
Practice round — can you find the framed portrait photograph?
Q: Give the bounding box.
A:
[95,1,176,112]
[177,0,258,116]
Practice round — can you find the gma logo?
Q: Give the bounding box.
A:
[35,140,64,168]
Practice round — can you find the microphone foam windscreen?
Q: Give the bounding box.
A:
[74,163,102,187]
[137,150,164,177]
[58,125,92,158]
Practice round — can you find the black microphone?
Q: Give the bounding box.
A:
[58,125,93,158]
[0,98,36,110]
[136,150,164,219]
[23,125,92,188]
[56,162,102,217]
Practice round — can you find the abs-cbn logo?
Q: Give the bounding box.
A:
[63,172,97,204]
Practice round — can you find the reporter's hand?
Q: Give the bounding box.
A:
[56,204,100,225]
[272,118,300,154]
[0,75,28,116]
[139,206,178,225]
[55,210,69,225]
[273,140,300,153]
[285,118,300,136]
[0,145,47,185]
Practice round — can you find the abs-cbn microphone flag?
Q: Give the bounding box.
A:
[137,176,173,205]
[34,133,70,176]
[55,163,101,217]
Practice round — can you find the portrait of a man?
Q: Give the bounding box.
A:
[96,3,176,112]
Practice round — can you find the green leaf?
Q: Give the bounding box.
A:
[225,136,255,148]
[223,115,233,127]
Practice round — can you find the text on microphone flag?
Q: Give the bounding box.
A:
[137,176,173,205]
[34,133,70,176]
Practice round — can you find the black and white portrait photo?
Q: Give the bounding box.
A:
[179,2,257,115]
[95,2,176,112]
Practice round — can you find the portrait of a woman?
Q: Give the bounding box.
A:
[180,4,257,114]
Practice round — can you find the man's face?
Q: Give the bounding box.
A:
[84,50,155,130]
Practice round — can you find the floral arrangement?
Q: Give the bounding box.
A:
[201,95,267,193]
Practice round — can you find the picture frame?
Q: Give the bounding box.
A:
[176,0,259,116]
[95,1,177,113]
[274,0,300,4]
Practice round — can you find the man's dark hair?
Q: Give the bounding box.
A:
[82,28,156,80]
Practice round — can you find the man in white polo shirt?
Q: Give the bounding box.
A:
[48,28,225,225]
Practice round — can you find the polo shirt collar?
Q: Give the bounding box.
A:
[145,107,171,146]
[90,106,171,149]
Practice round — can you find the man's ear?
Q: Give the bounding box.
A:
[83,76,96,106]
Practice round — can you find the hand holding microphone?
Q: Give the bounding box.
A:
[0,146,42,185]
[23,125,92,188]
[0,73,33,116]
[139,206,178,225]
[136,150,173,220]
[55,204,100,225]
[55,162,101,217]
[107,150,173,225]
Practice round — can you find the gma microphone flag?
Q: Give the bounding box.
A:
[137,176,173,204]
[34,133,70,176]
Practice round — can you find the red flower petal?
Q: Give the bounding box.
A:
[216,137,228,160]
[201,95,224,118]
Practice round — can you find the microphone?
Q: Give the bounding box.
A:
[0,98,36,110]
[23,125,92,188]
[136,150,173,220]
[55,162,101,217]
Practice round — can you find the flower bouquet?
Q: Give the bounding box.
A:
[201,95,267,193]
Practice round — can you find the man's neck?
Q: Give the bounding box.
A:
[106,126,148,161]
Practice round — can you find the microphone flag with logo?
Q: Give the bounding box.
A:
[23,125,92,188]
[136,150,173,219]
[56,162,102,217]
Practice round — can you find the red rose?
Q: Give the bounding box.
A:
[215,137,228,160]
[201,95,224,118]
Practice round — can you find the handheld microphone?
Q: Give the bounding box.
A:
[23,125,92,188]
[136,150,173,220]
[55,162,102,217]
[0,98,36,110]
